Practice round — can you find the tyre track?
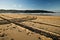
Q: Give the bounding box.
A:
[0,15,60,40]
[2,14,60,27]
[29,21,60,27]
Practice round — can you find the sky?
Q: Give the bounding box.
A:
[0,0,60,12]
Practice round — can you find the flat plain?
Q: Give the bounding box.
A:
[0,13,60,40]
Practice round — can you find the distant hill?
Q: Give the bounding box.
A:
[0,9,55,13]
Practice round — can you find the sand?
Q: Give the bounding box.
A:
[0,13,60,40]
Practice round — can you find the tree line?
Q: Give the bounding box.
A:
[0,9,55,13]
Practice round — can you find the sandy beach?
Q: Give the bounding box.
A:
[0,13,60,40]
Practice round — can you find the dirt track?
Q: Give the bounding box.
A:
[0,13,60,40]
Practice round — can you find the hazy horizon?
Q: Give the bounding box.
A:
[0,0,60,12]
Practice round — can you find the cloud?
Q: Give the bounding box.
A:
[0,4,22,10]
[13,4,22,8]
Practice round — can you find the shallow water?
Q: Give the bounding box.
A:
[19,13,60,16]
[52,13,60,16]
[1,13,60,16]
